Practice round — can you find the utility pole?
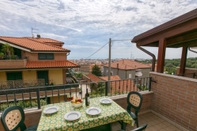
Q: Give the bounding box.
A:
[108,38,112,93]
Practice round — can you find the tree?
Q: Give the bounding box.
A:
[91,64,102,76]
[2,43,14,59]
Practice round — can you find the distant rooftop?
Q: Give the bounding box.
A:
[103,59,151,70]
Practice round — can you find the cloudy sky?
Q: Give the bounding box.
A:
[0,0,197,60]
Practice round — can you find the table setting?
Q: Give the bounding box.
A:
[37,97,133,131]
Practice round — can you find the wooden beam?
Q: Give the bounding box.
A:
[179,47,188,75]
[166,30,197,46]
[157,38,166,73]
[136,18,197,46]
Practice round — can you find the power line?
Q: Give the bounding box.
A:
[86,42,108,59]
[112,39,132,41]
[85,39,132,59]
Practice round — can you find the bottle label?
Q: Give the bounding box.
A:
[87,97,90,103]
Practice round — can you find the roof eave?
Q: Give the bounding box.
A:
[132,8,197,43]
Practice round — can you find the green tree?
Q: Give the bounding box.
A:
[2,43,14,59]
[91,64,102,76]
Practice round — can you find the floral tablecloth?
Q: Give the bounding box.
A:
[37,97,133,131]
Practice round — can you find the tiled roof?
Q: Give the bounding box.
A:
[0,36,70,52]
[26,60,79,68]
[104,59,151,70]
[99,75,121,81]
[87,73,103,82]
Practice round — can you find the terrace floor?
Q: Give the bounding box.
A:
[111,112,187,131]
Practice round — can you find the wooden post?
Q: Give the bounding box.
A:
[179,46,188,75]
[157,38,166,73]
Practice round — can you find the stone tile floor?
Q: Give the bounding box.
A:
[111,112,187,131]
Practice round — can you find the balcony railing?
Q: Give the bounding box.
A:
[0,77,151,112]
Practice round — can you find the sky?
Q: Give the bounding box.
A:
[0,0,197,60]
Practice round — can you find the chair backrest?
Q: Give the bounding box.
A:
[1,106,27,131]
[127,91,143,115]
[131,124,148,131]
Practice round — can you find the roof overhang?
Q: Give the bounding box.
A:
[0,40,31,52]
[132,8,197,48]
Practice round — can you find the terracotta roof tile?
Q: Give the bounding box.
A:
[87,73,103,82]
[99,75,121,81]
[104,59,151,70]
[26,60,79,68]
[0,36,69,52]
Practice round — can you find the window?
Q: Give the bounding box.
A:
[6,72,22,80]
[38,53,54,60]
[129,74,132,78]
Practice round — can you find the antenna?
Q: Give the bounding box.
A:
[31,27,39,38]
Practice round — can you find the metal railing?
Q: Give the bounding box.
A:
[0,77,151,112]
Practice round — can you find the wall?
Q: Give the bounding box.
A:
[0,59,27,69]
[49,69,63,84]
[103,67,151,80]
[0,72,6,83]
[54,53,67,60]
[23,70,37,81]
[150,72,197,131]
[176,67,197,78]
[23,52,67,61]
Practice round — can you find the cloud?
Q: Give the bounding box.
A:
[0,0,196,59]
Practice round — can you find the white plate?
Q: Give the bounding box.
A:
[43,106,59,115]
[86,107,101,115]
[64,111,81,121]
[100,98,112,104]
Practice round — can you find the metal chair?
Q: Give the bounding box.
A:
[1,106,37,131]
[118,124,148,131]
[127,91,143,127]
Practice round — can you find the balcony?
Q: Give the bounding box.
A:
[0,73,196,131]
[0,59,27,69]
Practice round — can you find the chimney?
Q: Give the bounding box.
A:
[37,34,41,38]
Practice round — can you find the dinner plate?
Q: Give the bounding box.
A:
[100,98,112,104]
[43,106,59,115]
[64,111,81,121]
[86,107,101,115]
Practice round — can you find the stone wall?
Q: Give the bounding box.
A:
[150,72,197,131]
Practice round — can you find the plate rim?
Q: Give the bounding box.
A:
[43,106,59,115]
[86,107,101,115]
[99,98,112,104]
[64,111,81,121]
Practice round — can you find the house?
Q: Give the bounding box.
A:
[0,35,79,88]
[85,74,138,94]
[103,59,151,79]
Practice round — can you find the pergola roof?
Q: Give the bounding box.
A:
[131,8,197,74]
[132,8,197,48]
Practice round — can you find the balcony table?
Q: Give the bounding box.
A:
[37,97,134,131]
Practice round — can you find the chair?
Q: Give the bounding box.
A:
[118,124,148,131]
[1,106,37,131]
[127,91,143,127]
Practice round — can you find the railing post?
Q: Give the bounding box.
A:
[149,77,152,91]
[36,88,41,109]
[105,82,108,96]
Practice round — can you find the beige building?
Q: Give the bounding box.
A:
[103,59,151,79]
[0,36,79,88]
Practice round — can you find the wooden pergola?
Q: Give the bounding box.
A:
[131,8,197,75]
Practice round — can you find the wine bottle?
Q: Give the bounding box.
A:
[85,88,90,106]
